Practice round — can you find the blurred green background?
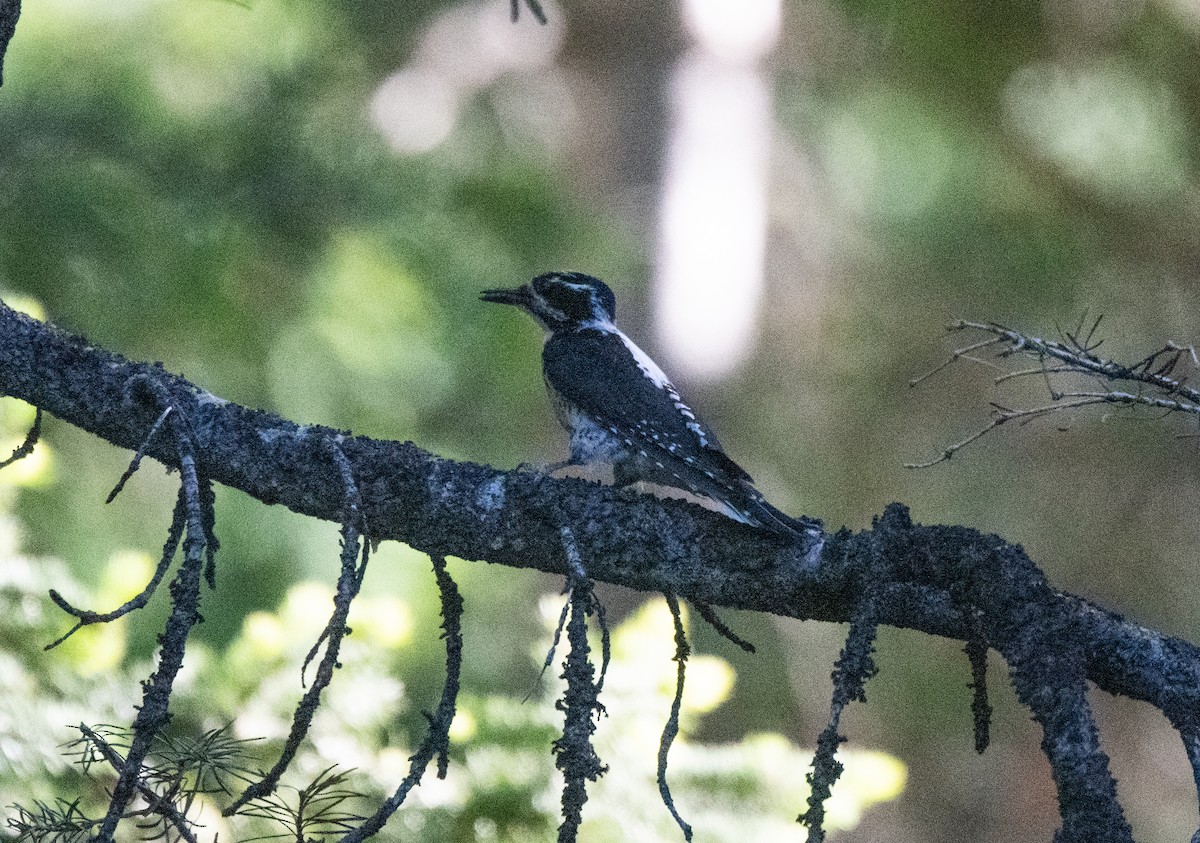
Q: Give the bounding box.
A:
[2,0,1200,839]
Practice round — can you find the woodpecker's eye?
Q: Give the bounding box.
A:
[531,273,616,323]
[538,282,594,321]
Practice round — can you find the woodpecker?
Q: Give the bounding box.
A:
[481,271,820,538]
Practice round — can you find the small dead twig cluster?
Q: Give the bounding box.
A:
[907,317,1200,468]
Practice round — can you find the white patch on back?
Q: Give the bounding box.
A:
[612,326,672,389]
[585,320,713,448]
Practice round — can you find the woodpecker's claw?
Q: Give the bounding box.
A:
[513,461,562,479]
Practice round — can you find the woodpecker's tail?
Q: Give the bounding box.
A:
[727,487,822,540]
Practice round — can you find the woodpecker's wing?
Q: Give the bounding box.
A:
[542,328,753,484]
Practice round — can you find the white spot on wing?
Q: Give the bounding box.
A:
[598,322,714,448]
[684,418,708,443]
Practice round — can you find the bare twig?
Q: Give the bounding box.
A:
[96,377,213,843]
[992,364,1072,385]
[909,320,1200,467]
[905,397,1111,468]
[593,593,611,695]
[951,320,1200,403]
[692,601,755,654]
[531,564,612,699]
[45,491,186,650]
[225,440,369,816]
[106,406,172,503]
[510,0,547,24]
[553,526,607,843]
[0,405,41,468]
[658,592,692,842]
[526,586,573,703]
[337,555,463,842]
[909,336,1007,387]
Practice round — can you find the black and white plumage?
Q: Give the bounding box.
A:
[481,271,819,538]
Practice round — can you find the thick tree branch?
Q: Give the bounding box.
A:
[0,0,19,86]
[3,301,1200,840]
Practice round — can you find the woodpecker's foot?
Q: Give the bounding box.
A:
[514,460,575,480]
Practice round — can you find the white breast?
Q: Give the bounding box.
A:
[565,403,630,463]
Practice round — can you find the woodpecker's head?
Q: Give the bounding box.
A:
[482,272,617,333]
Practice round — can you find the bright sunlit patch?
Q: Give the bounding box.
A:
[683,0,780,62]
[655,0,780,383]
[413,769,463,809]
[1004,60,1188,202]
[242,611,287,659]
[281,581,337,632]
[57,615,126,676]
[449,708,478,743]
[825,749,909,826]
[14,0,156,34]
[50,551,154,673]
[610,597,688,664]
[655,55,771,383]
[0,437,53,488]
[347,594,414,649]
[821,87,955,220]
[99,550,155,603]
[371,68,460,154]
[681,655,735,714]
[324,669,404,730]
[370,0,564,155]
[415,1,563,86]
[0,293,46,321]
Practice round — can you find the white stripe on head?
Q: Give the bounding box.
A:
[560,280,596,292]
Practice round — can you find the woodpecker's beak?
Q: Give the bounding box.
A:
[480,285,534,309]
